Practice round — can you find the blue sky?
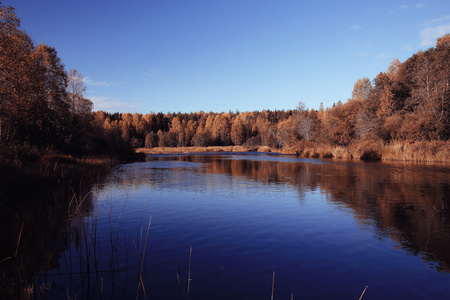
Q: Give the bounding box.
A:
[4,0,450,113]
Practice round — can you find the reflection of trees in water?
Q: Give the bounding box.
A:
[0,172,100,299]
[320,163,450,272]
[116,155,450,272]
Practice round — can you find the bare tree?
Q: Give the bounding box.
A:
[67,69,92,115]
[298,117,315,141]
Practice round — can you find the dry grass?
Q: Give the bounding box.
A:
[291,140,449,163]
[136,146,283,155]
[381,140,450,163]
[349,140,384,161]
[136,140,450,163]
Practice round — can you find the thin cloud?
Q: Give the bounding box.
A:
[147,68,160,77]
[88,96,141,112]
[420,25,450,46]
[349,25,362,31]
[416,3,427,9]
[402,45,414,51]
[389,4,408,14]
[376,53,389,59]
[144,68,172,81]
[423,15,450,26]
[84,77,123,88]
[419,15,450,47]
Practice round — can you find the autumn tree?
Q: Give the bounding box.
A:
[355,109,380,141]
[184,119,197,146]
[231,115,245,145]
[0,4,35,145]
[212,114,231,145]
[144,132,158,148]
[351,77,372,102]
[169,117,185,147]
[373,72,395,119]
[276,117,295,148]
[322,100,360,146]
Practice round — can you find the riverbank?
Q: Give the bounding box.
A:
[136,145,283,154]
[0,149,145,201]
[137,140,450,163]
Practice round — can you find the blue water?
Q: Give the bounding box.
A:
[44,154,450,299]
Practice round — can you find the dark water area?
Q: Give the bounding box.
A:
[1,153,450,299]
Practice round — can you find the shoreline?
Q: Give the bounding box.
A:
[136,141,450,164]
[136,146,285,155]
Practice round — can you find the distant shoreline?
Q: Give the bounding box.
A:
[136,146,285,155]
[136,141,450,164]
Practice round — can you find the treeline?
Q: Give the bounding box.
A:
[0,4,133,165]
[2,2,449,163]
[93,35,449,161]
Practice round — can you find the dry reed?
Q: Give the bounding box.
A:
[0,222,24,264]
[271,271,275,300]
[187,245,193,298]
[359,286,368,300]
[136,216,152,300]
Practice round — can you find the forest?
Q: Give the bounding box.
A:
[0,4,134,165]
[91,34,450,162]
[1,3,449,165]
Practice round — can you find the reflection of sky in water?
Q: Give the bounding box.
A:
[82,155,450,299]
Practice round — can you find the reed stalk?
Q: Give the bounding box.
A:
[136,216,152,300]
[359,286,368,300]
[0,222,24,264]
[271,271,275,300]
[187,245,192,298]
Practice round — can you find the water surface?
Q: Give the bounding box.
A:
[1,153,449,299]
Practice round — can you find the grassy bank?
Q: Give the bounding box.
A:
[290,140,450,163]
[137,140,450,163]
[0,147,145,201]
[136,145,283,154]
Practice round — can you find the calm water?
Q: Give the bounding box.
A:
[1,153,450,299]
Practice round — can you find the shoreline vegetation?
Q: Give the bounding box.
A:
[137,139,450,163]
[106,34,450,165]
[1,1,450,182]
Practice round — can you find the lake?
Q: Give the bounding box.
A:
[1,153,450,299]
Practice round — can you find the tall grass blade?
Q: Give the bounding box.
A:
[0,222,24,264]
[359,286,368,300]
[136,216,152,300]
[271,271,275,300]
[187,245,192,298]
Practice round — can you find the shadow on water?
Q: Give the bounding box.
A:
[0,165,112,299]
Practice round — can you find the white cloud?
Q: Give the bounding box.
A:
[419,15,450,47]
[83,77,124,88]
[88,96,141,112]
[420,23,450,47]
[424,15,450,26]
